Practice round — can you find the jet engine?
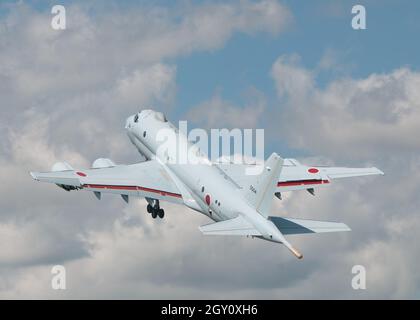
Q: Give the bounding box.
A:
[92,158,116,169]
[51,161,79,191]
[51,161,74,172]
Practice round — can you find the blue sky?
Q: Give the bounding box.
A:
[2,0,419,158]
[3,2,418,103]
[5,0,420,106]
[175,0,420,109]
[175,0,420,157]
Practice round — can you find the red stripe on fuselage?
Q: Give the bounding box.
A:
[83,184,182,198]
[277,179,330,187]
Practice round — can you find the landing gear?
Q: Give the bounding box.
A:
[146,198,165,219]
[152,207,164,219]
[151,210,158,219]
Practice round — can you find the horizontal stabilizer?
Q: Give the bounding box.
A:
[199,216,262,236]
[269,216,351,235]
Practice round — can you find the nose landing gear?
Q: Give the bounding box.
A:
[146,198,165,219]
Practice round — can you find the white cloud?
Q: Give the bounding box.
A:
[271,54,315,101]
[0,221,88,268]
[7,109,88,169]
[187,90,266,128]
[116,64,177,108]
[271,55,420,160]
[268,55,420,298]
[1,0,291,101]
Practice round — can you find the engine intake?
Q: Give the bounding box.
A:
[51,161,74,172]
[51,162,80,191]
[92,158,116,169]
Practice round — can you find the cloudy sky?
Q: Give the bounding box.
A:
[1,0,420,299]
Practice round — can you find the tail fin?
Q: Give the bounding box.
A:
[241,153,283,217]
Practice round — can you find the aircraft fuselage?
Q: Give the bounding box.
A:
[125,110,289,247]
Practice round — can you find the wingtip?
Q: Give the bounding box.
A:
[29,172,38,181]
[342,223,352,232]
[374,167,385,175]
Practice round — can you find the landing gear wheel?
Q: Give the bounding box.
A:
[151,210,158,219]
[158,209,165,219]
[147,204,152,213]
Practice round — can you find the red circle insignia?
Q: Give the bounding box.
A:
[205,194,211,205]
[76,172,87,177]
[308,168,319,174]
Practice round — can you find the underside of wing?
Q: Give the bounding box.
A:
[199,216,262,236]
[269,216,351,235]
[316,166,384,179]
[30,160,183,204]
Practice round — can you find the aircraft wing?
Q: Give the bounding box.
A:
[313,166,384,179]
[30,160,184,204]
[276,158,384,192]
[216,158,384,194]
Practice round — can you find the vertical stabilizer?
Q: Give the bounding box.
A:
[241,153,283,217]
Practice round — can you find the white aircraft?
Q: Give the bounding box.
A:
[31,110,383,259]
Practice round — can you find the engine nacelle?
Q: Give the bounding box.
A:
[51,162,78,191]
[92,158,116,169]
[51,161,74,172]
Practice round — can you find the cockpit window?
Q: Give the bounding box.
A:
[134,114,139,123]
